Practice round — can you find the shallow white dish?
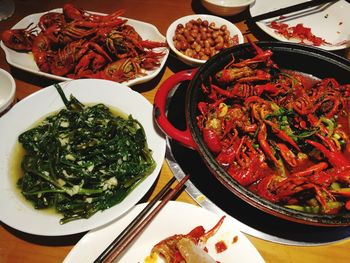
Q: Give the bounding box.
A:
[0,79,166,236]
[201,0,255,17]
[166,14,244,67]
[0,68,16,114]
[63,201,265,263]
[0,8,169,86]
[250,0,350,51]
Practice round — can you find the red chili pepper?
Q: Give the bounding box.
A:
[277,143,298,167]
[197,102,208,116]
[264,120,301,151]
[258,123,281,167]
[346,200,350,210]
[331,188,350,198]
[306,139,350,167]
[203,128,222,154]
[268,21,327,46]
[307,114,329,134]
[215,240,228,253]
[291,162,328,177]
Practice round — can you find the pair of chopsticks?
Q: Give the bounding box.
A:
[94,175,190,263]
[248,0,338,23]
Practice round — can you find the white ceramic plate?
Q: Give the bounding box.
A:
[0,8,169,86]
[0,79,166,236]
[250,0,350,51]
[63,201,265,263]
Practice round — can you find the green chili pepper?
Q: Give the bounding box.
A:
[285,201,343,214]
[320,116,335,137]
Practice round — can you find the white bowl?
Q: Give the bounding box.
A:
[0,68,16,115]
[201,0,255,17]
[166,14,244,67]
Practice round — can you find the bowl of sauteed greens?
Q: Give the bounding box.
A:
[0,79,166,236]
[154,39,350,226]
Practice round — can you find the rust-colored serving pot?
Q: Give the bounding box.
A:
[154,41,350,226]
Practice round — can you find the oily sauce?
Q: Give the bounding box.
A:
[9,104,128,215]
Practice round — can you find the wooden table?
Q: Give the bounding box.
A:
[0,1,349,262]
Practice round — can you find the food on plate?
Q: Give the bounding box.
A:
[268,21,328,46]
[173,18,239,60]
[16,84,156,224]
[146,216,225,263]
[1,3,167,83]
[197,38,350,215]
[215,240,228,253]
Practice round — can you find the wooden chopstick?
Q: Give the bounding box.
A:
[94,176,176,262]
[94,175,190,263]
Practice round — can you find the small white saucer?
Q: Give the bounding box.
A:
[0,0,15,21]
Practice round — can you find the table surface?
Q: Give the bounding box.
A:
[1,1,350,262]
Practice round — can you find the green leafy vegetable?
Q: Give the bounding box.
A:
[17,84,156,224]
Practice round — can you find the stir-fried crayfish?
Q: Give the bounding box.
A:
[1,3,167,82]
[197,38,350,215]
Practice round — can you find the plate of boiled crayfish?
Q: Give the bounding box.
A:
[154,39,350,226]
[0,3,169,86]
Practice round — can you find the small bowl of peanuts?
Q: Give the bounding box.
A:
[166,14,244,67]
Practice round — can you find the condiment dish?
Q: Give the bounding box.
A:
[201,0,255,17]
[0,68,15,115]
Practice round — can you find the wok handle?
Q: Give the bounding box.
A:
[154,69,198,150]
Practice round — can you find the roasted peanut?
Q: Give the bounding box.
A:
[173,18,239,61]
